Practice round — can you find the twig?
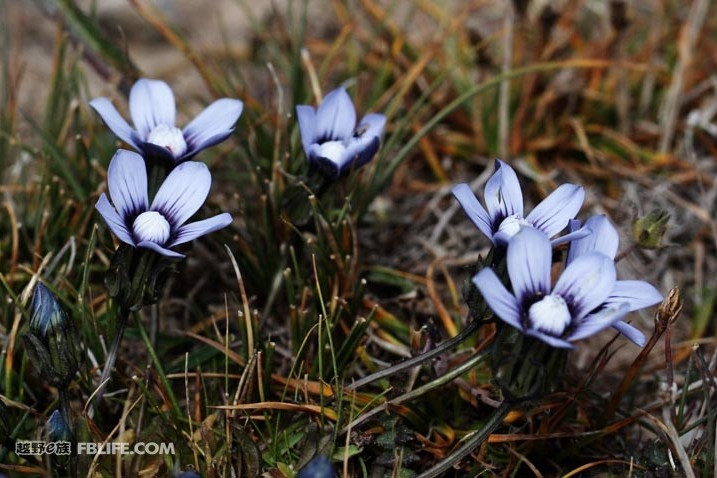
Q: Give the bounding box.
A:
[346,319,481,390]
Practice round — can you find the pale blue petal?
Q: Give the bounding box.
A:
[553,253,616,319]
[315,87,356,142]
[452,183,494,241]
[169,213,233,247]
[296,105,317,154]
[137,240,185,258]
[605,280,663,312]
[568,303,629,341]
[341,113,386,171]
[107,149,148,219]
[550,225,591,247]
[568,219,582,232]
[587,215,619,258]
[183,98,243,157]
[507,227,552,303]
[129,79,176,138]
[89,98,139,149]
[525,329,574,349]
[612,320,646,347]
[484,159,523,224]
[150,161,211,227]
[526,184,584,238]
[567,214,619,263]
[472,268,522,330]
[341,137,379,174]
[184,132,233,161]
[354,113,386,139]
[95,193,134,245]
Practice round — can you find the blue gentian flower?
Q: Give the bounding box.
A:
[90,78,243,163]
[567,215,663,346]
[296,87,386,177]
[473,227,628,348]
[95,149,232,258]
[453,159,587,246]
[297,455,336,478]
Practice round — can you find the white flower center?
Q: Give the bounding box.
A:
[147,124,187,157]
[316,140,347,166]
[528,294,571,336]
[497,214,532,239]
[132,211,171,245]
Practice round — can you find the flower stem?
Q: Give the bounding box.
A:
[416,401,511,478]
[94,307,129,403]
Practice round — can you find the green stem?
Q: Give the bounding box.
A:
[416,402,511,478]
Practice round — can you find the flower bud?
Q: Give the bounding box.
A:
[297,455,336,478]
[23,283,79,388]
[47,409,72,443]
[633,209,669,249]
[29,282,66,336]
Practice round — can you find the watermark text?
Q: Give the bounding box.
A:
[15,441,175,456]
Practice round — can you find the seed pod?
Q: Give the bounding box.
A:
[633,209,670,249]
